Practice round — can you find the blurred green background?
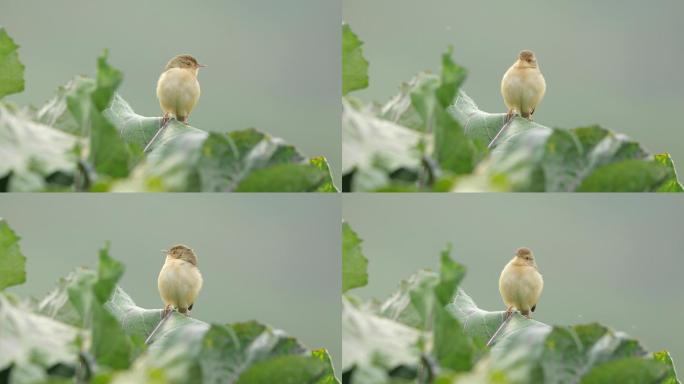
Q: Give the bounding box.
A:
[344,0,684,168]
[0,194,341,369]
[2,0,341,185]
[343,194,684,367]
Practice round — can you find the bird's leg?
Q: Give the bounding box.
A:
[504,306,514,320]
[161,113,170,128]
[522,106,536,120]
[178,115,188,124]
[521,309,531,319]
[505,109,514,124]
[162,304,172,318]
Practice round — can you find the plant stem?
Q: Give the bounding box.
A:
[143,119,170,154]
[145,308,174,345]
[486,311,514,347]
[488,117,513,149]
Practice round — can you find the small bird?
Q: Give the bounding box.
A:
[156,54,206,125]
[498,247,544,319]
[500,50,546,121]
[157,244,203,316]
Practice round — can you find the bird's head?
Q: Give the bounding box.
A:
[517,50,538,68]
[164,55,206,74]
[514,247,536,266]
[165,244,198,266]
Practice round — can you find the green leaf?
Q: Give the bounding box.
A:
[342,23,369,96]
[311,349,340,384]
[92,302,132,370]
[104,287,335,383]
[103,94,161,148]
[379,269,439,329]
[106,286,204,342]
[93,243,125,303]
[447,289,549,348]
[113,120,206,191]
[35,76,98,136]
[433,245,465,306]
[37,246,132,369]
[0,27,25,98]
[342,297,424,374]
[310,156,339,192]
[342,100,430,191]
[92,51,123,111]
[0,105,79,191]
[235,355,328,384]
[378,246,465,330]
[653,351,680,384]
[580,357,671,384]
[430,50,478,175]
[0,219,26,290]
[88,52,130,179]
[0,294,82,384]
[32,52,131,181]
[380,51,476,176]
[234,163,327,192]
[342,222,368,293]
[447,91,507,149]
[578,158,679,192]
[449,93,683,192]
[105,96,335,192]
[431,246,473,373]
[452,301,662,384]
[655,153,684,192]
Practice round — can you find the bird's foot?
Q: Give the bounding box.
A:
[162,305,173,318]
[178,116,189,125]
[504,307,514,320]
[161,114,170,128]
[505,110,515,124]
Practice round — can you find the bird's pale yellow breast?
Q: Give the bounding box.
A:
[499,259,543,311]
[501,63,546,115]
[157,258,203,310]
[156,68,201,118]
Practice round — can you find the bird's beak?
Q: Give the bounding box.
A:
[199,64,207,68]
[161,249,167,254]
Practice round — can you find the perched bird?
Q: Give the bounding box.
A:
[500,50,546,121]
[498,247,543,319]
[156,54,206,125]
[157,244,203,316]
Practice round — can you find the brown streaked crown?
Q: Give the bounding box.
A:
[518,50,535,61]
[167,244,198,265]
[164,54,202,71]
[516,247,534,260]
